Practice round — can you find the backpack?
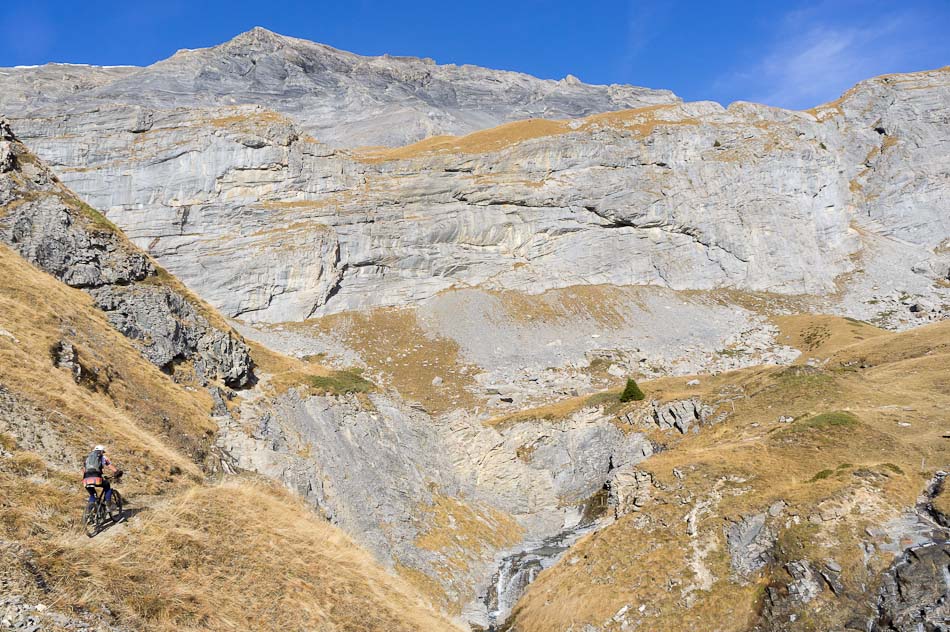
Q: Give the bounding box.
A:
[84,449,104,476]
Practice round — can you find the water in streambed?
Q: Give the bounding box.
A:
[482,517,609,631]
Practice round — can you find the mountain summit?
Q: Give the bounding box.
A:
[0,27,678,147]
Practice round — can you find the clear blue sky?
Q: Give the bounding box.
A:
[2,0,949,110]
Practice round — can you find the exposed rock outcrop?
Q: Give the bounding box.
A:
[725,512,775,577]
[872,544,950,631]
[0,121,252,387]
[0,65,946,329]
[216,388,652,621]
[620,397,718,434]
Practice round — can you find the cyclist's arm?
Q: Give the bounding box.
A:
[103,457,118,475]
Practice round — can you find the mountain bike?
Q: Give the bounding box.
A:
[82,472,124,537]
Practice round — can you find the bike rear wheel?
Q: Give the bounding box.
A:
[82,500,101,537]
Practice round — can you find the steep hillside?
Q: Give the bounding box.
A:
[0,118,252,389]
[504,317,950,631]
[0,134,459,631]
[2,60,946,426]
[0,121,651,629]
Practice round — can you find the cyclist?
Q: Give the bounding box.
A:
[82,444,120,508]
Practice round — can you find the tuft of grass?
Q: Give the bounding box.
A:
[73,199,120,234]
[586,390,622,409]
[809,469,835,482]
[306,368,374,395]
[800,411,859,429]
[881,462,904,476]
[619,378,646,403]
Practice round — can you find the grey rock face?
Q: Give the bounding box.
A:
[610,467,657,516]
[725,513,775,577]
[872,544,950,631]
[621,398,717,434]
[4,195,151,288]
[2,66,945,330]
[217,388,649,620]
[90,284,251,386]
[0,124,252,387]
[0,27,678,148]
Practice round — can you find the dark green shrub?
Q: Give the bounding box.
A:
[619,378,645,403]
[809,469,835,482]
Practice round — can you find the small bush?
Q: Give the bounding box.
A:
[804,412,858,429]
[585,391,619,409]
[619,378,645,403]
[307,369,373,396]
[809,469,834,482]
[881,463,905,476]
[713,139,722,148]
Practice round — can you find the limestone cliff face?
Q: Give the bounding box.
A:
[1,46,946,326]
[0,27,677,148]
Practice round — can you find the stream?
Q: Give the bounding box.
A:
[481,517,610,631]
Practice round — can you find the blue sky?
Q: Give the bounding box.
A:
[2,0,948,110]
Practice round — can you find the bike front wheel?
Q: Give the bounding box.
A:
[108,491,124,523]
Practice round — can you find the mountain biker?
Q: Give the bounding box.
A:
[82,444,120,507]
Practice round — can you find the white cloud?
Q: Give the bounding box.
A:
[716,3,941,110]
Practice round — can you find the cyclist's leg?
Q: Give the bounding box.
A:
[102,479,112,504]
[86,485,97,505]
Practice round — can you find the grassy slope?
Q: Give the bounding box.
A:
[0,245,458,631]
[507,316,950,632]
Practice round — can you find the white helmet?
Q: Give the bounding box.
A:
[94,444,106,452]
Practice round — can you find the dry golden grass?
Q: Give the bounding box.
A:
[509,317,950,631]
[0,249,456,631]
[354,104,695,163]
[38,479,460,632]
[773,313,887,361]
[209,108,292,130]
[492,284,651,328]
[0,246,210,487]
[282,307,480,414]
[0,138,461,631]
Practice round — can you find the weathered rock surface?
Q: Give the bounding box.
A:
[0,121,252,387]
[725,512,775,577]
[0,28,677,148]
[216,387,651,622]
[620,397,718,434]
[0,58,945,333]
[872,544,950,632]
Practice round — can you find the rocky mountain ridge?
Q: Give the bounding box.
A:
[3,54,946,416]
[0,27,678,148]
[1,61,945,326]
[0,29,948,632]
